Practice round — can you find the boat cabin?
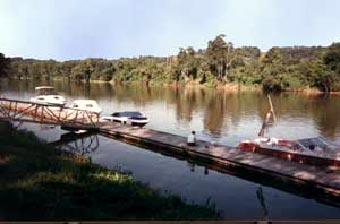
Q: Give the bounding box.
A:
[102,111,149,127]
[31,86,66,106]
[70,100,102,114]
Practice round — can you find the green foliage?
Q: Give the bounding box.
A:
[205,34,233,79]
[324,43,340,73]
[262,76,282,93]
[0,53,10,77]
[0,122,220,220]
[281,74,301,89]
[323,43,340,91]
[3,37,340,92]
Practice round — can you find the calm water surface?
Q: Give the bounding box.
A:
[1,79,340,220]
[2,79,340,146]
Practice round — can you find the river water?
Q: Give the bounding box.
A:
[1,79,340,220]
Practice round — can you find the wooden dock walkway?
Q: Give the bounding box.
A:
[1,97,339,201]
[99,125,340,199]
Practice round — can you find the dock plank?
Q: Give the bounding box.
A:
[2,98,339,196]
[99,124,340,195]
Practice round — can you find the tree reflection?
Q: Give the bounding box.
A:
[54,132,100,156]
[3,80,340,142]
[175,88,199,123]
[310,95,340,140]
[203,90,225,136]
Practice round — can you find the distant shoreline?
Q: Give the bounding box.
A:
[2,39,339,94]
[3,77,340,95]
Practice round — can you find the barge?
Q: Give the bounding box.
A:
[238,137,340,167]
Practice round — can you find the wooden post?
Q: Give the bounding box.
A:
[40,106,44,123]
[64,110,68,121]
[75,110,78,124]
[13,102,18,119]
[34,105,38,121]
[258,95,276,137]
[58,109,62,122]
[8,102,12,118]
[267,94,276,121]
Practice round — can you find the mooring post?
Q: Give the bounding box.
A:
[34,105,38,121]
[40,105,44,123]
[8,101,12,118]
[73,110,78,126]
[58,108,62,122]
[13,101,18,119]
[267,94,276,121]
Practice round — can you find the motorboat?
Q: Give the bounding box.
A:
[30,86,66,106]
[240,95,340,166]
[68,100,102,114]
[101,111,149,127]
[238,136,340,167]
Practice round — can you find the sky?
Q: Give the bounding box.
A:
[0,0,339,60]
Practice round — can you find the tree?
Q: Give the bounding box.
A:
[2,39,337,92]
[205,34,234,81]
[84,67,92,82]
[176,47,199,81]
[0,53,10,77]
[324,43,340,75]
[323,43,340,91]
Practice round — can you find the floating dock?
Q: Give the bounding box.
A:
[99,124,340,200]
[1,98,339,201]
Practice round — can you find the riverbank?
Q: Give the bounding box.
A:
[5,77,340,95]
[0,122,219,221]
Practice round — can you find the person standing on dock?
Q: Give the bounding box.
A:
[187,131,196,146]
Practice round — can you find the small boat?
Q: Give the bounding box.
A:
[30,86,66,106]
[68,100,102,114]
[102,111,149,127]
[238,137,340,167]
[241,96,340,166]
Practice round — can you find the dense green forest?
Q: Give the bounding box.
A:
[1,35,340,92]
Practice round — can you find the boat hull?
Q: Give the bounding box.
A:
[238,142,340,167]
[101,117,148,127]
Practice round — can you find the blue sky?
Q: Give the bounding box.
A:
[0,0,339,60]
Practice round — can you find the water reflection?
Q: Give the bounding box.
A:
[1,78,339,220]
[256,185,269,221]
[67,134,340,219]
[52,132,100,156]
[2,79,340,146]
[7,116,340,220]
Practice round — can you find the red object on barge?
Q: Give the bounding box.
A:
[238,137,340,167]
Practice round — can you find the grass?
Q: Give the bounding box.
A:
[0,122,220,221]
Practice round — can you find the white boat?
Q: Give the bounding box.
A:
[68,100,102,114]
[102,111,149,127]
[30,86,66,106]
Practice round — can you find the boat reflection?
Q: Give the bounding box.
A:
[52,132,100,159]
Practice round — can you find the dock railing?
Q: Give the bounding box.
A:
[0,98,100,129]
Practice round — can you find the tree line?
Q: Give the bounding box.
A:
[1,35,340,92]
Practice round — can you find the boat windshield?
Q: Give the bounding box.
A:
[112,111,144,118]
[297,137,336,151]
[35,87,59,95]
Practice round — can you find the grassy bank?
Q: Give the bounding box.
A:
[0,122,219,221]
